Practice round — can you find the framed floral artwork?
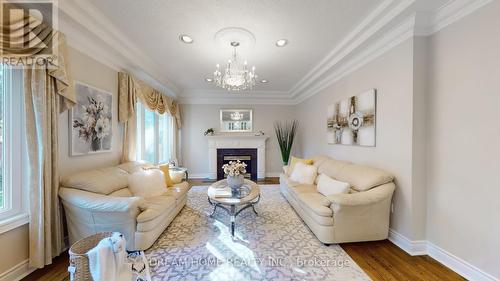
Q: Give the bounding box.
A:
[70,82,113,156]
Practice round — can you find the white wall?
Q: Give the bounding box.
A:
[58,48,123,178]
[426,1,500,278]
[294,39,422,240]
[180,104,296,177]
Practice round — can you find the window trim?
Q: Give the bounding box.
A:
[0,67,28,234]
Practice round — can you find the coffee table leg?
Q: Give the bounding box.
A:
[252,204,258,216]
[230,205,236,236]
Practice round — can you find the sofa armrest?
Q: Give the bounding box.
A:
[59,187,144,216]
[326,182,395,242]
[327,182,395,208]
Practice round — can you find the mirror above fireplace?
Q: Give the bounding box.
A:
[220,109,253,132]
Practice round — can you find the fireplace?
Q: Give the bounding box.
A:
[217,148,258,180]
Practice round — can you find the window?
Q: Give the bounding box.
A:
[136,102,175,165]
[0,64,28,232]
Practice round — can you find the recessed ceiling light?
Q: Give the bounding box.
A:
[179,34,193,44]
[205,78,213,82]
[276,39,288,47]
[260,79,268,83]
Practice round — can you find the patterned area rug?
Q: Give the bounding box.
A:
[145,185,370,281]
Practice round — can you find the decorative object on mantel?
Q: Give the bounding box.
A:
[254,130,265,136]
[204,128,215,136]
[220,109,253,132]
[274,120,298,165]
[70,82,113,156]
[222,160,247,191]
[327,89,376,146]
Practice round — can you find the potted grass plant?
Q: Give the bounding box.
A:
[274,120,298,166]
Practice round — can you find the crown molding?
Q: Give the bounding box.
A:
[58,0,179,97]
[57,0,492,105]
[179,89,293,105]
[292,15,416,104]
[418,0,493,35]
[288,0,415,98]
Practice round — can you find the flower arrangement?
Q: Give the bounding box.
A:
[222,160,247,177]
[73,95,111,151]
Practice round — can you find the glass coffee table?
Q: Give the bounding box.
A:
[207,179,260,236]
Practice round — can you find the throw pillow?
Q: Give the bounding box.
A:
[316,174,350,197]
[289,162,317,185]
[158,164,174,187]
[289,156,314,175]
[128,169,167,198]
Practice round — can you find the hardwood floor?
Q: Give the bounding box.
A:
[23,178,464,281]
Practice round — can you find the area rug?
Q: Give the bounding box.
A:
[145,185,370,281]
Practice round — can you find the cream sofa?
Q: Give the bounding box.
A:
[59,161,190,251]
[280,156,395,244]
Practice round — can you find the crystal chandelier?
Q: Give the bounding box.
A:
[213,42,257,91]
[230,111,243,120]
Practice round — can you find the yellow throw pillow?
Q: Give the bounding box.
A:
[159,164,174,187]
[289,156,314,175]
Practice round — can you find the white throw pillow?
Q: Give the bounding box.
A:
[128,169,167,198]
[316,174,350,196]
[289,162,317,185]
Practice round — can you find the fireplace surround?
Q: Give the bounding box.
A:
[207,135,268,180]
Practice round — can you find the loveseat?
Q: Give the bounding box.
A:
[280,156,395,244]
[59,161,190,251]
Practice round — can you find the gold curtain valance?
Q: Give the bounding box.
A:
[118,72,182,128]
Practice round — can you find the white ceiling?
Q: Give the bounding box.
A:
[59,0,488,103]
[87,0,382,93]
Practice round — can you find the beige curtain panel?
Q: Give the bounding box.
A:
[2,6,76,268]
[118,72,182,127]
[24,33,76,268]
[118,72,182,162]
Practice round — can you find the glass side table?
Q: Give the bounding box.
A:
[170,166,188,181]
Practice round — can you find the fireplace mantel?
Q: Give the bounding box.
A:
[207,134,269,179]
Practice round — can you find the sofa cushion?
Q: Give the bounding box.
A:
[117,161,154,174]
[312,155,331,169]
[129,169,168,198]
[108,188,133,197]
[336,164,394,191]
[317,158,352,179]
[61,167,129,195]
[297,193,333,217]
[137,195,175,225]
[289,184,317,195]
[165,181,190,204]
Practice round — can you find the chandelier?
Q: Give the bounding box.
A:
[213,41,257,91]
[230,111,243,120]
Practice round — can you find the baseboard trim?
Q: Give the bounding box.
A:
[388,229,427,256]
[427,242,498,281]
[389,229,498,281]
[0,260,35,281]
[188,173,210,179]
